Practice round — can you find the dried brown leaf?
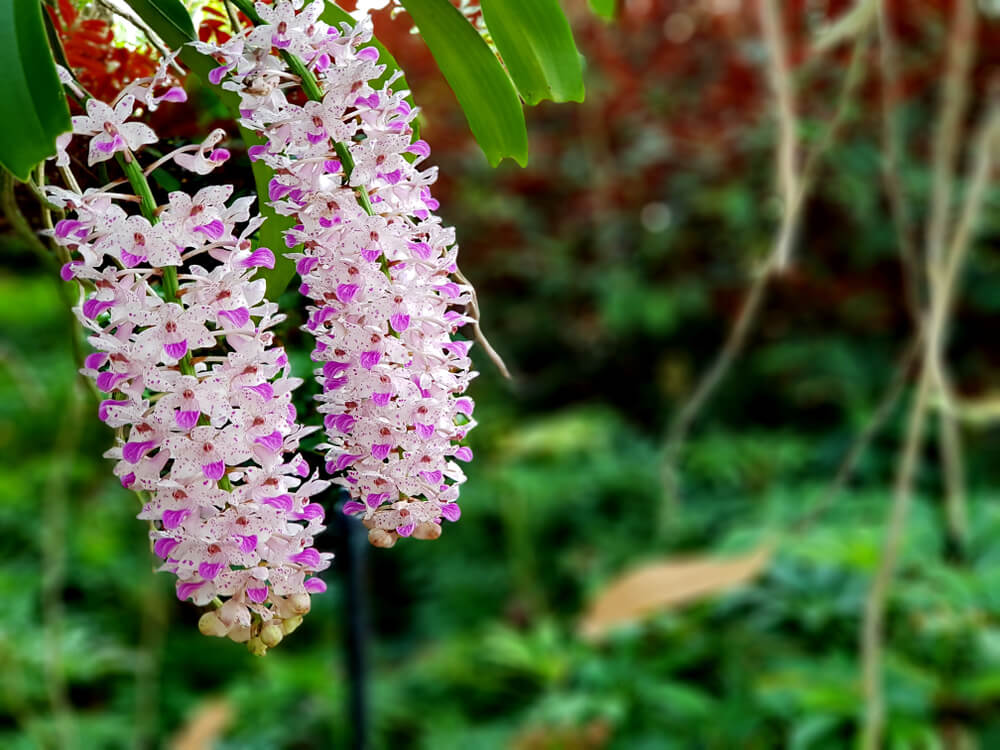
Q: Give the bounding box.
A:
[579,545,773,640]
[169,697,232,750]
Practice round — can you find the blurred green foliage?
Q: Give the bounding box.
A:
[3,1,1000,748]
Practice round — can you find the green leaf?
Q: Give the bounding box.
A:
[0,0,71,180]
[242,127,298,300]
[399,0,528,167]
[122,0,195,47]
[588,0,617,21]
[479,0,584,105]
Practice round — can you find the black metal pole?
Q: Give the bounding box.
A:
[333,491,370,750]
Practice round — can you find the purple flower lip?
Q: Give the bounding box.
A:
[199,562,223,580]
[163,508,191,530]
[289,548,322,568]
[255,430,284,453]
[194,219,226,241]
[83,299,114,319]
[153,537,180,558]
[239,534,258,553]
[304,577,327,594]
[164,340,188,360]
[359,350,381,370]
[123,440,157,464]
[243,382,275,401]
[366,492,390,509]
[208,65,229,85]
[246,585,269,603]
[240,247,275,269]
[96,371,128,393]
[324,414,355,434]
[218,307,250,328]
[98,399,129,422]
[202,460,226,481]
[177,581,204,601]
[297,257,319,275]
[262,494,293,512]
[342,501,366,515]
[389,313,410,332]
[336,283,359,304]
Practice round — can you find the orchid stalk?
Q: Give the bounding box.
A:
[48,59,331,652]
[197,0,479,548]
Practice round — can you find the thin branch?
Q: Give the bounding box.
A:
[96,0,184,75]
[759,0,799,223]
[454,267,512,379]
[656,18,872,536]
[859,104,999,750]
[658,263,770,534]
[860,361,933,750]
[791,335,920,533]
[938,408,967,550]
[875,0,921,321]
[924,0,978,274]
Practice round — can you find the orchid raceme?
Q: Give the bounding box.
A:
[48,71,331,651]
[196,0,478,548]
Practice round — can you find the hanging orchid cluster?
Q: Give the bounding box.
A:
[195,0,477,548]
[43,0,478,652]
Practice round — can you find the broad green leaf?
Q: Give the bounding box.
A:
[0,0,71,180]
[123,0,195,46]
[588,0,617,21]
[399,0,528,167]
[479,0,584,105]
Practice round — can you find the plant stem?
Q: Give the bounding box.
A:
[115,152,195,376]
[226,0,376,218]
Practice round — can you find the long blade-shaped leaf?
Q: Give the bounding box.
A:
[0,0,71,180]
[124,0,195,45]
[479,0,584,105]
[399,0,528,167]
[588,0,617,21]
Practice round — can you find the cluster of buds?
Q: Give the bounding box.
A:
[48,60,331,651]
[196,0,478,548]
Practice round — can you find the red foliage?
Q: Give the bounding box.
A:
[48,0,158,102]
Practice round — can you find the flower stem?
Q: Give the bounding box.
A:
[115,152,195,376]
[226,0,376,217]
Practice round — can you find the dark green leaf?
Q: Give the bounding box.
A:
[399,0,528,167]
[122,0,195,48]
[479,0,584,105]
[588,0,617,21]
[0,0,71,180]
